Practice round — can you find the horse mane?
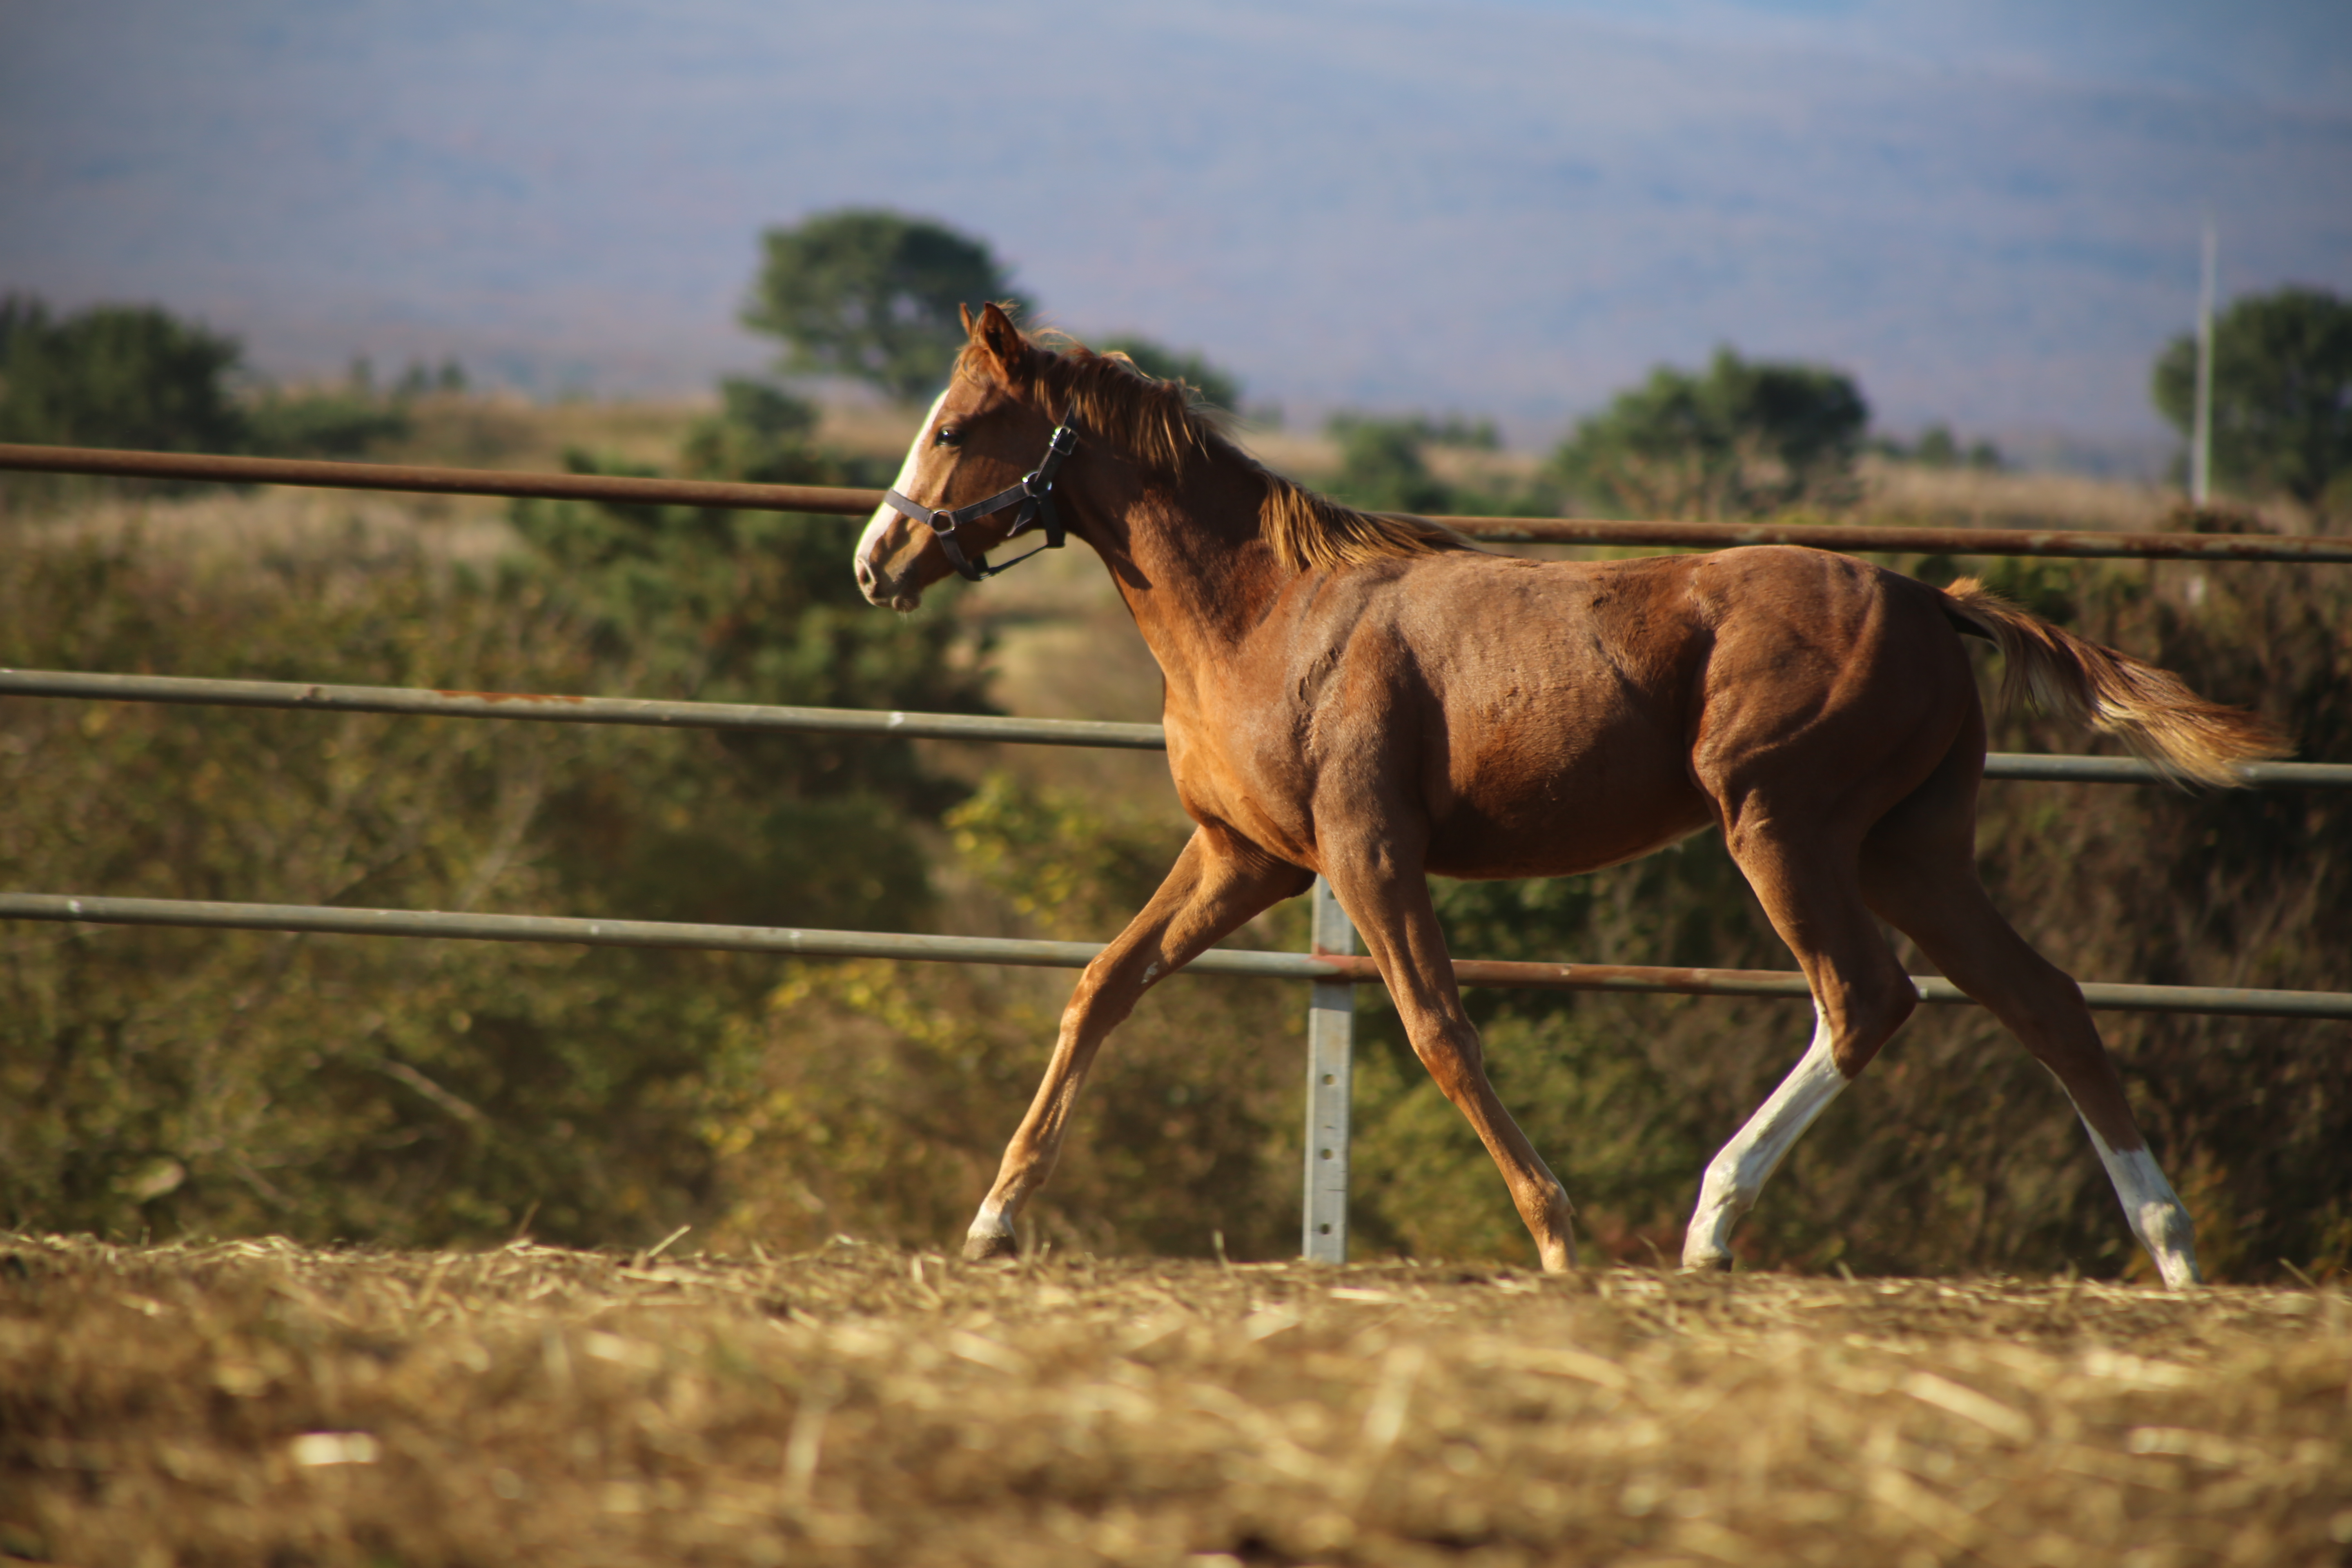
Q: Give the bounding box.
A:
[955,319,1473,574]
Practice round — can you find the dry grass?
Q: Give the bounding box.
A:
[4,394,711,573]
[1857,460,2187,534]
[0,393,919,590]
[812,401,927,466]
[390,394,711,475]
[3,1236,2345,1567]
[16,485,523,575]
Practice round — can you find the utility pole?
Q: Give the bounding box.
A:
[2191,221,2216,506]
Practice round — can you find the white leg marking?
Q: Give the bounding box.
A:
[966,1199,1014,1248]
[1682,1008,1849,1270]
[2076,1119,2201,1288]
[855,389,951,577]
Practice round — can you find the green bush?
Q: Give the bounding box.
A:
[1552,347,1868,520]
[0,295,247,456]
[0,296,250,511]
[0,386,991,1248]
[0,295,418,501]
[1319,412,1555,518]
[702,771,1304,1261]
[244,386,412,459]
[677,378,821,484]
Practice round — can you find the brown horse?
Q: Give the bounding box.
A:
[855,303,2285,1287]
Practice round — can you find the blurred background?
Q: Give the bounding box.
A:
[2,1,2348,1281]
[4,0,2347,457]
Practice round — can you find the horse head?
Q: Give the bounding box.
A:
[855,302,1066,611]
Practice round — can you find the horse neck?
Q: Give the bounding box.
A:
[1070,445,1289,680]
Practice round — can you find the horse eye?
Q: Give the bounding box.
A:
[933,426,963,448]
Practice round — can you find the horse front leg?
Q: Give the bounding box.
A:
[1321,842,1580,1272]
[964,825,1312,1261]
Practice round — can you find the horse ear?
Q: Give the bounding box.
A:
[971,301,1026,380]
[959,301,975,335]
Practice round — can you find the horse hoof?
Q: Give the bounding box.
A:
[1679,1252,1734,1274]
[962,1230,1019,1264]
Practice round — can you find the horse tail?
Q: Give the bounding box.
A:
[1939,576,2289,786]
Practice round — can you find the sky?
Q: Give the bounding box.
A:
[2,0,2346,462]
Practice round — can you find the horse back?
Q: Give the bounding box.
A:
[1169,546,1976,883]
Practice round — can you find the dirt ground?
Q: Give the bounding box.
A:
[2,1236,2345,1567]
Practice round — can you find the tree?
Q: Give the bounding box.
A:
[676,376,821,484]
[1094,335,1243,412]
[1551,347,1869,519]
[1322,415,1453,514]
[0,293,423,472]
[2153,286,2352,518]
[1318,411,1556,518]
[742,209,1029,402]
[0,294,248,454]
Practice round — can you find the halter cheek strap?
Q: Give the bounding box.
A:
[882,420,1080,582]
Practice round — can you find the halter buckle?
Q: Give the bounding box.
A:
[883,419,1080,582]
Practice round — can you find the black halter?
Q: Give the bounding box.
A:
[882,420,1080,582]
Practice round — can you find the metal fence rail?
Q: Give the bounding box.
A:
[0,668,1169,751]
[8,895,2349,1020]
[0,441,880,518]
[8,439,2352,562]
[6,668,2348,787]
[1438,516,2352,562]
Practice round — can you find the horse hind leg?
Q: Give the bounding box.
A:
[1859,792,2200,1287]
[1682,1003,1849,1270]
[1683,826,1920,1272]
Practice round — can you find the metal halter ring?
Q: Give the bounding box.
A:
[882,420,1080,582]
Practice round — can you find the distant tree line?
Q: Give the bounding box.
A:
[11,219,2348,529]
[1872,423,2004,472]
[0,293,468,506]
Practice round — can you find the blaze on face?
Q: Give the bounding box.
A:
[853,301,1063,610]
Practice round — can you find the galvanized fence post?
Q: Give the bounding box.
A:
[1301,875,1359,1263]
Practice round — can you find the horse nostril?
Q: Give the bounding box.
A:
[855,556,875,590]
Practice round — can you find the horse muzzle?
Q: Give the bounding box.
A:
[855,530,928,612]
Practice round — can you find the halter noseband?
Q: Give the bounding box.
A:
[882,419,1080,582]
